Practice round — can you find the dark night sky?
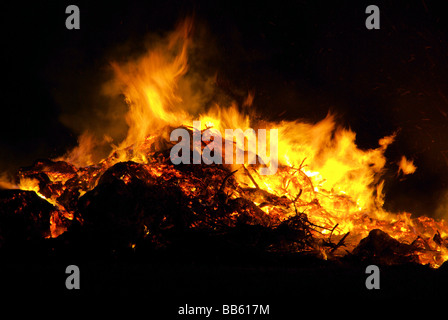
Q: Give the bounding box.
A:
[2,0,448,217]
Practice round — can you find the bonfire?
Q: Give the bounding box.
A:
[1,18,448,269]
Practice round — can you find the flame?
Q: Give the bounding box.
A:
[18,177,42,197]
[56,132,97,168]
[108,19,193,160]
[5,18,448,267]
[398,155,417,175]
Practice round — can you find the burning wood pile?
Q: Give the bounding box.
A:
[0,128,447,268]
[0,135,323,258]
[1,18,448,269]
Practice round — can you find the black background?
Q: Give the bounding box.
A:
[2,0,448,218]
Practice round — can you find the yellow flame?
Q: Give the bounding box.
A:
[23,18,447,266]
[398,155,417,175]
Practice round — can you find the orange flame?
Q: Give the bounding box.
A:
[5,18,448,267]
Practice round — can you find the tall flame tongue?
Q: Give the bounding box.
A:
[13,19,448,267]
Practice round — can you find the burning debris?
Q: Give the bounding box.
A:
[1,18,448,270]
[0,131,447,268]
